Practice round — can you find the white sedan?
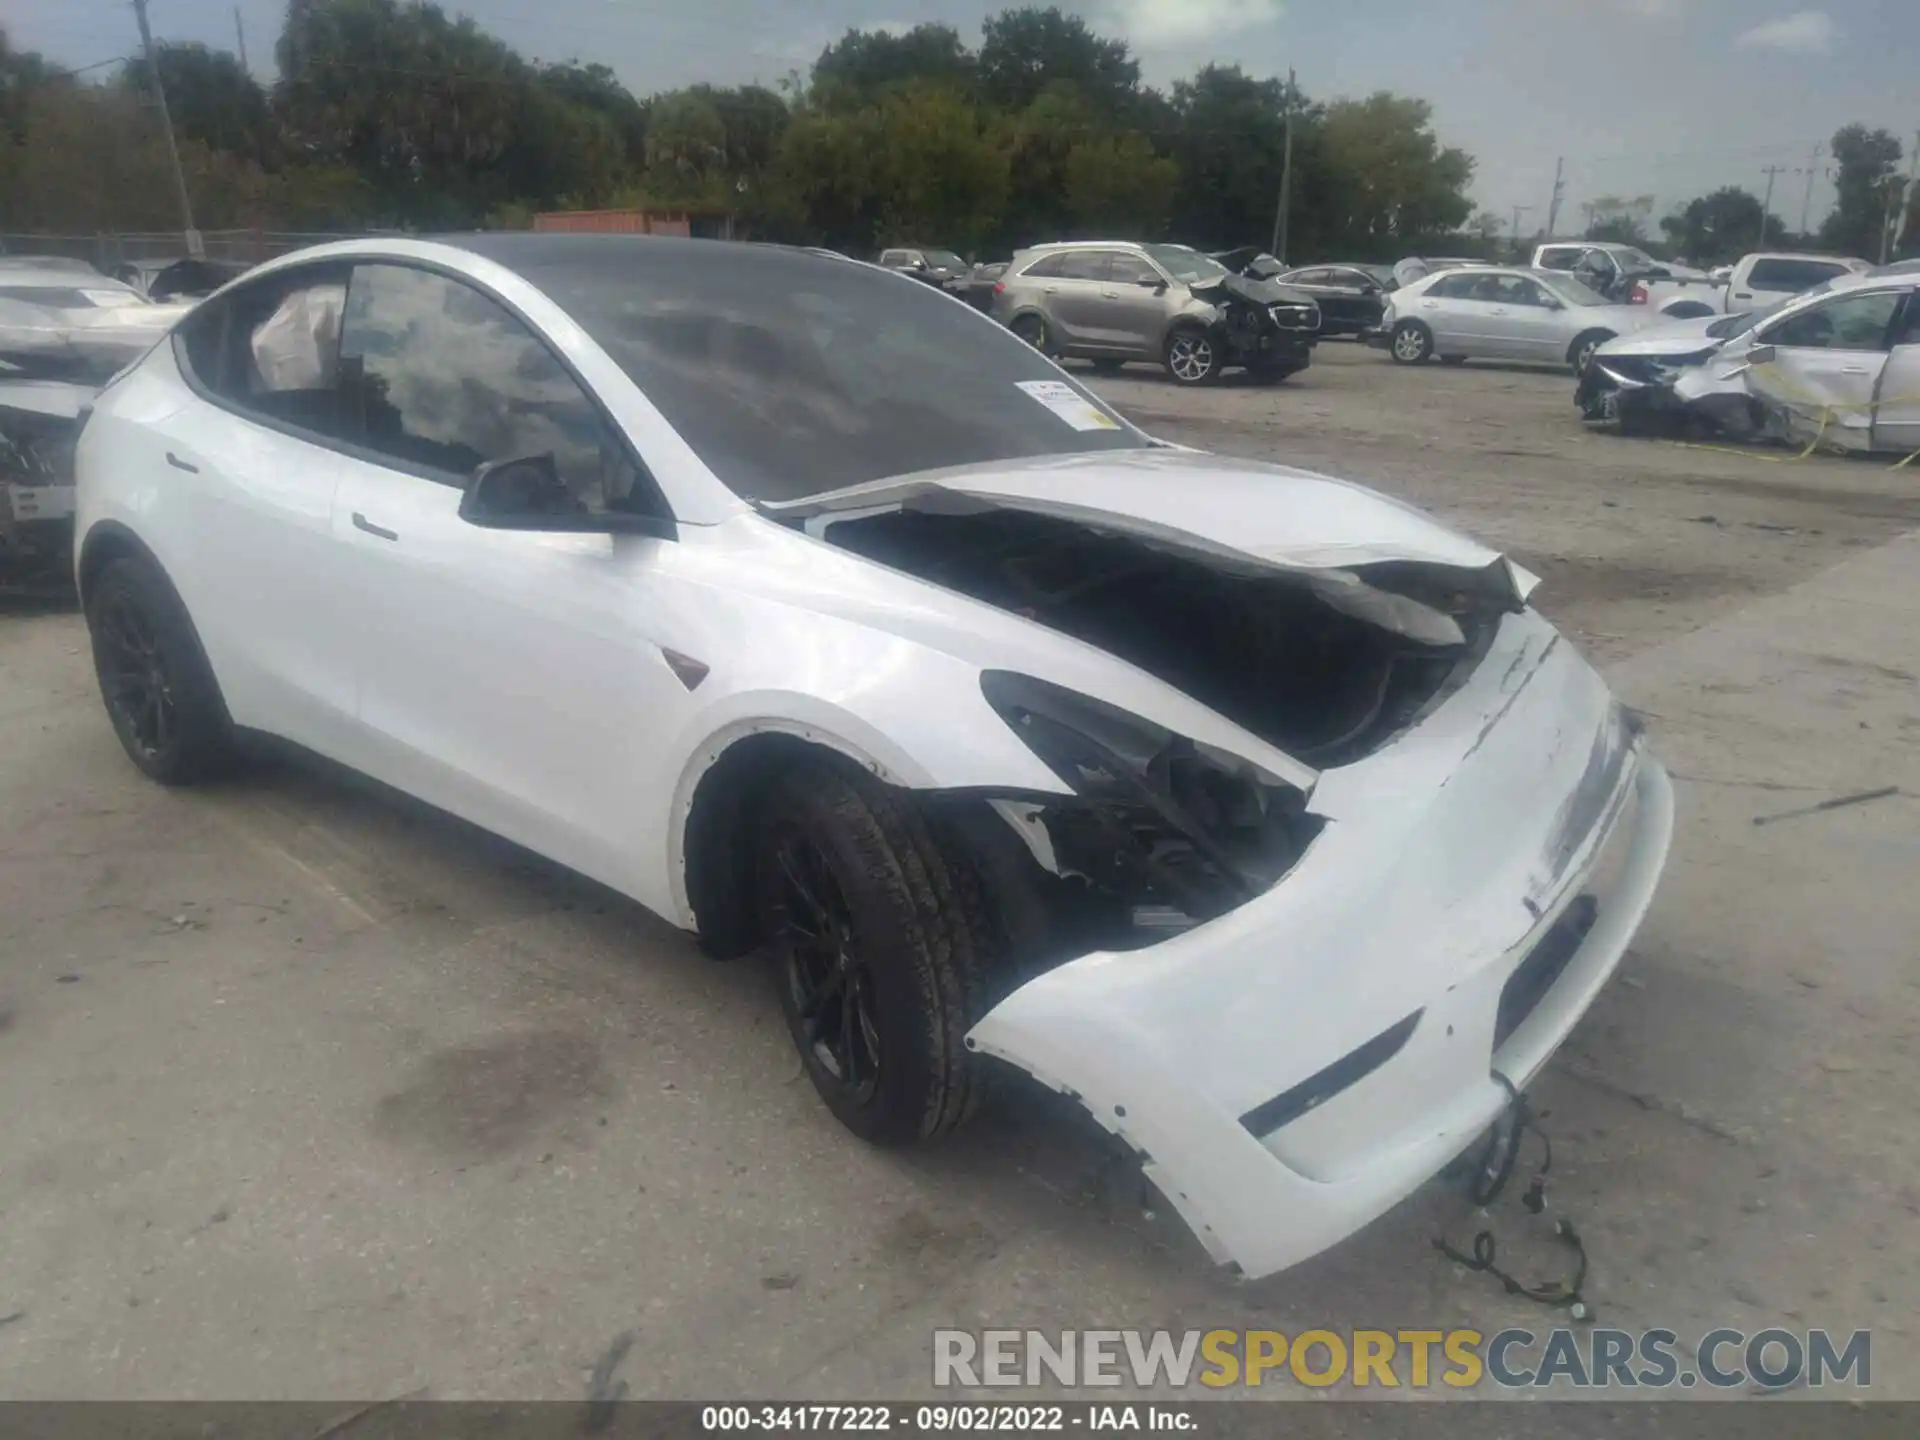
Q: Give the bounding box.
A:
[74,236,1673,1280]
[1377,265,1662,374]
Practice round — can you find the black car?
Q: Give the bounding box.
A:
[875,246,972,296]
[1267,263,1397,337]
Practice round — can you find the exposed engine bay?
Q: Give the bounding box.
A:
[817,504,1518,964]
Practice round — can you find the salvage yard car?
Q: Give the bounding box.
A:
[1378,265,1660,373]
[74,234,1673,1280]
[1621,251,1872,320]
[992,240,1318,384]
[1589,269,1920,453]
[1,263,198,586]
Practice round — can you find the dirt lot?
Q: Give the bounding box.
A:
[2,343,1918,1414]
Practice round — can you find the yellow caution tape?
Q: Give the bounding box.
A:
[1660,362,1920,471]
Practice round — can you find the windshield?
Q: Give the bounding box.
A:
[1540,275,1612,308]
[1144,244,1229,285]
[923,251,966,271]
[510,239,1147,503]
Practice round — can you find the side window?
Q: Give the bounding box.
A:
[1425,275,1474,299]
[1022,253,1068,278]
[1536,248,1578,272]
[174,265,353,439]
[1748,258,1848,293]
[879,250,905,267]
[1107,253,1162,285]
[1893,297,1920,348]
[1511,278,1555,308]
[1055,250,1110,281]
[336,263,648,515]
[1762,290,1902,351]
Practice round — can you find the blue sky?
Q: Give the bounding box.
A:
[10,0,1915,239]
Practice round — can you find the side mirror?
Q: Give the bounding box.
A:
[1746,344,1777,366]
[1136,276,1167,291]
[459,455,657,534]
[1542,297,1565,311]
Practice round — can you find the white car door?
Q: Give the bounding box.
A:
[159,263,363,755]
[324,260,697,896]
[1871,298,1920,454]
[1750,287,1903,445]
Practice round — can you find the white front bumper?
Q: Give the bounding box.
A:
[967,611,1675,1279]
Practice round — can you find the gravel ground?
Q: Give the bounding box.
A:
[2,344,1917,1416]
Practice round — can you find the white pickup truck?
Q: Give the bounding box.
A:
[1531,243,1871,319]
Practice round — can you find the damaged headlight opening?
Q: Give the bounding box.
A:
[980,671,1322,932]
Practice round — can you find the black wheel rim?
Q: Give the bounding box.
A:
[766,825,881,1103]
[96,593,175,761]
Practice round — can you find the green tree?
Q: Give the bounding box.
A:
[1310,93,1474,253]
[1658,186,1771,264]
[1062,131,1176,236]
[1164,65,1296,252]
[812,24,973,108]
[978,7,1139,118]
[1819,124,1902,258]
[124,43,274,165]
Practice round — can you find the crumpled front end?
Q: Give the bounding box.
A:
[966,609,1673,1279]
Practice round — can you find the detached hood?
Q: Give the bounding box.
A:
[1594,312,1726,359]
[767,450,1541,607]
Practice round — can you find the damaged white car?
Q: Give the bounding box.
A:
[75,236,1674,1280]
[1649,271,1920,453]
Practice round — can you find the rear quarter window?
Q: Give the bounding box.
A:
[1747,258,1848,292]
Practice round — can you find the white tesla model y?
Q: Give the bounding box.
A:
[74,235,1672,1280]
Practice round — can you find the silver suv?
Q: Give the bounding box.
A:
[991,241,1318,385]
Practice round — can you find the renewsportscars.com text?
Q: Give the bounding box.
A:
[932,1327,1871,1392]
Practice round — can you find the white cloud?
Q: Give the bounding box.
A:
[1101,0,1284,50]
[1733,10,1837,53]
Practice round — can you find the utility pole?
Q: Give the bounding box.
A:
[1759,164,1786,247]
[1270,68,1296,262]
[1509,205,1533,261]
[132,0,200,256]
[1545,156,1565,240]
[234,6,249,71]
[1796,141,1823,238]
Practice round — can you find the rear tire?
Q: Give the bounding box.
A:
[753,762,996,1146]
[1010,313,1051,355]
[1389,320,1433,364]
[86,556,238,785]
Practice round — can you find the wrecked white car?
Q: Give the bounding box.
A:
[1648,272,1920,454]
[74,236,1674,1280]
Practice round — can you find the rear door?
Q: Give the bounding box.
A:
[1037,249,1118,350]
[324,260,690,893]
[159,262,364,755]
[1751,286,1903,444]
[1415,273,1497,352]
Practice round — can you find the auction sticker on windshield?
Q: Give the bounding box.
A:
[1016,380,1122,431]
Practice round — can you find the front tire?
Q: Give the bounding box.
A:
[1164,326,1222,385]
[86,556,238,785]
[1389,320,1433,364]
[1570,330,1614,376]
[754,762,994,1146]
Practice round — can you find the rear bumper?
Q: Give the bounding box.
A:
[968,612,1674,1279]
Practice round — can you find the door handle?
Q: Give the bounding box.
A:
[1841,365,1871,374]
[1043,286,1061,295]
[1733,292,1752,299]
[1099,290,1121,298]
[165,451,199,473]
[352,512,399,542]
[1491,308,1509,315]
